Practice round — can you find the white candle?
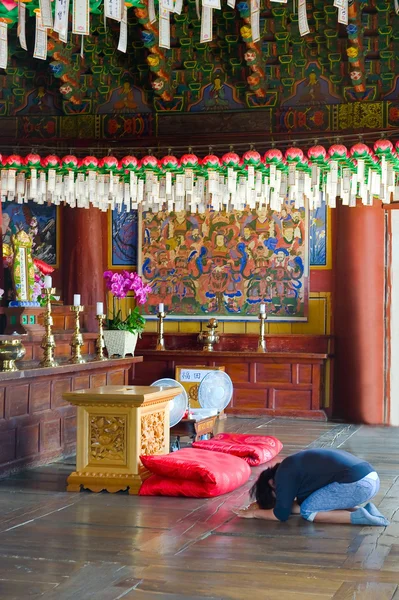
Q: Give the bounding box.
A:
[260,303,266,314]
[159,303,164,313]
[73,294,81,306]
[96,302,104,315]
[44,275,52,289]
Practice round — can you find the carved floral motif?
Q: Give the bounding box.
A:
[141,411,165,456]
[90,415,126,462]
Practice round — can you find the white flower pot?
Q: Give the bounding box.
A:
[103,330,138,358]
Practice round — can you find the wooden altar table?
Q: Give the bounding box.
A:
[0,357,142,478]
[63,384,181,495]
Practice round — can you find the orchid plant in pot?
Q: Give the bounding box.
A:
[103,270,151,358]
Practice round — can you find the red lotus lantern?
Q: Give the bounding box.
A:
[42,155,61,169]
[201,154,221,169]
[221,151,241,168]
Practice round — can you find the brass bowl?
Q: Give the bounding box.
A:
[0,339,26,372]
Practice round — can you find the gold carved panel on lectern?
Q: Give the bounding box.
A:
[141,411,165,456]
[89,415,127,465]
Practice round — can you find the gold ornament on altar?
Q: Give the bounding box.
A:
[198,318,220,352]
[69,305,86,364]
[39,288,58,368]
[94,314,107,361]
[10,231,36,303]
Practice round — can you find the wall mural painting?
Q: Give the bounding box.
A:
[140,202,309,321]
[111,206,138,267]
[309,205,327,267]
[1,202,58,266]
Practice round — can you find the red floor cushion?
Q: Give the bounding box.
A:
[192,433,283,467]
[139,448,251,497]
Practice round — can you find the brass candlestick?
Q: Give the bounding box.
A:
[69,305,86,364]
[39,288,58,368]
[156,311,166,350]
[257,311,267,353]
[94,314,107,361]
[198,318,219,352]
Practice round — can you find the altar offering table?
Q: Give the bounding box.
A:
[63,384,181,495]
[0,357,142,478]
[170,415,217,450]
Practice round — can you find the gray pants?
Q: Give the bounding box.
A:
[300,472,380,522]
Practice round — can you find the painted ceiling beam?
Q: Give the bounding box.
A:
[346,0,366,95]
[134,0,174,102]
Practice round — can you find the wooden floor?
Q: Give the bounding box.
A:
[0,418,398,600]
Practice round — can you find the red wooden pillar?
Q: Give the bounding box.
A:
[0,200,4,295]
[62,207,107,332]
[333,201,386,424]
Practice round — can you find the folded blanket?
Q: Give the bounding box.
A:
[192,433,283,466]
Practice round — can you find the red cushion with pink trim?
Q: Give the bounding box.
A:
[139,448,251,497]
[192,433,283,466]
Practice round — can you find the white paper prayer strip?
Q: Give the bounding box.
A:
[18,2,28,51]
[250,0,260,42]
[227,0,235,8]
[54,0,70,40]
[159,7,170,49]
[298,0,309,36]
[203,0,220,9]
[104,0,122,22]
[117,5,128,52]
[39,0,53,28]
[148,0,156,23]
[33,13,48,60]
[161,0,174,11]
[338,4,348,25]
[395,0,399,15]
[0,22,7,70]
[174,0,183,14]
[73,0,90,35]
[200,6,213,43]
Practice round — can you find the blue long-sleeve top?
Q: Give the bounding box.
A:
[273,449,374,522]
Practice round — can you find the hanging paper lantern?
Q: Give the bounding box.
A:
[201,154,221,169]
[285,147,304,163]
[159,154,179,171]
[374,139,394,157]
[221,152,241,169]
[61,155,79,170]
[264,149,283,164]
[24,153,42,168]
[42,155,61,169]
[120,155,139,171]
[98,156,119,171]
[242,150,262,166]
[350,143,371,159]
[307,145,327,162]
[79,156,99,170]
[180,153,199,169]
[328,144,349,160]
[140,155,159,170]
[5,154,23,169]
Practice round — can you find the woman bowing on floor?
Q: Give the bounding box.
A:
[235,448,390,526]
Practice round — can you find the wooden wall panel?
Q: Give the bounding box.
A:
[134,349,328,420]
[5,385,29,418]
[0,357,141,478]
[30,381,52,413]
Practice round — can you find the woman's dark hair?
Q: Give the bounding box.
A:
[250,464,280,509]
